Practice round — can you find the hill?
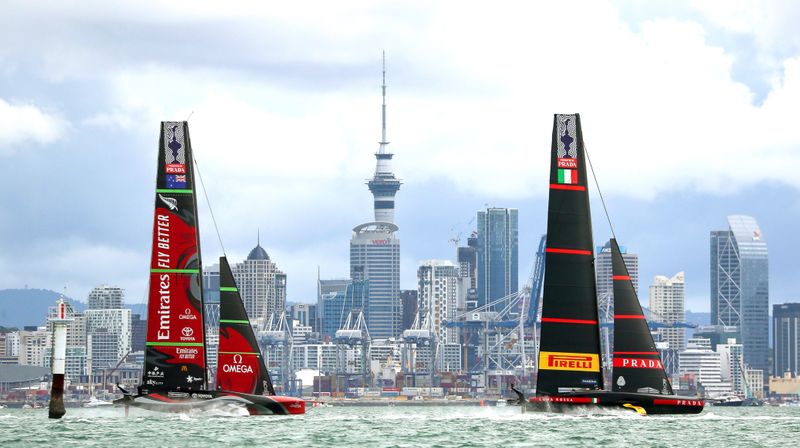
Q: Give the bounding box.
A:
[0,289,85,328]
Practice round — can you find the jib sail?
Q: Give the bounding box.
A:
[536,114,604,394]
[142,122,207,392]
[216,256,275,396]
[610,239,673,394]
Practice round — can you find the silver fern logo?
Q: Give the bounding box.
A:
[158,194,178,211]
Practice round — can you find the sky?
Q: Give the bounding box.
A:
[0,0,799,314]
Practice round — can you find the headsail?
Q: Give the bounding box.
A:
[610,239,673,394]
[142,122,207,392]
[216,256,275,396]
[536,113,603,394]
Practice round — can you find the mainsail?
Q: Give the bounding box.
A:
[610,239,673,394]
[142,122,207,392]
[536,113,603,394]
[216,256,275,396]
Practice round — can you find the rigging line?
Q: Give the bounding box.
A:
[584,143,617,241]
[192,153,227,257]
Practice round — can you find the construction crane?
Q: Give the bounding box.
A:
[443,234,547,395]
[258,312,299,396]
[334,310,371,391]
[401,312,437,388]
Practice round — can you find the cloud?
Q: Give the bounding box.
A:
[0,98,67,152]
[1,1,799,305]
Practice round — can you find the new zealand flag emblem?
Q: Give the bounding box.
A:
[166,174,187,189]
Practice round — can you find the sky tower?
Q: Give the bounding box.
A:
[350,53,402,338]
[367,52,402,223]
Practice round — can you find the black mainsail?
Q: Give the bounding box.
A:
[216,256,276,396]
[610,239,674,394]
[536,113,603,394]
[526,113,702,415]
[142,121,207,392]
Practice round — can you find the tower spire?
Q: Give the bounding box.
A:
[367,51,402,224]
[379,50,389,154]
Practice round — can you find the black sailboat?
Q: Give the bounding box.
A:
[215,256,304,414]
[113,122,304,415]
[525,114,703,415]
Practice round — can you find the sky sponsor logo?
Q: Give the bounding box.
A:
[539,351,600,372]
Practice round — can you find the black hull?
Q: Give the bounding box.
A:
[526,391,704,415]
[113,389,305,416]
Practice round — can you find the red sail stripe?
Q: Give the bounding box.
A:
[615,315,646,319]
[611,275,630,280]
[542,317,598,325]
[549,183,586,191]
[545,248,592,255]
[614,351,659,355]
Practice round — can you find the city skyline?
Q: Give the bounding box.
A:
[1,2,799,314]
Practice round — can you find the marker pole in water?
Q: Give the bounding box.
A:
[49,298,71,419]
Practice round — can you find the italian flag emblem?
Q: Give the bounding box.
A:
[558,169,577,184]
[591,398,599,404]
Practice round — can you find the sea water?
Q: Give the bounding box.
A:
[1,405,797,447]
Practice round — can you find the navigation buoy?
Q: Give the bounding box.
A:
[48,298,71,419]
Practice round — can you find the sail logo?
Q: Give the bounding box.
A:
[166,174,187,189]
[613,357,664,369]
[179,308,197,320]
[147,366,164,378]
[539,351,600,372]
[166,163,186,174]
[181,327,194,338]
[222,353,254,374]
[164,123,186,164]
[557,158,577,169]
[176,347,199,360]
[158,194,178,211]
[556,114,577,159]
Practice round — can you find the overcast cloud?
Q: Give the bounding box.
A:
[0,0,798,315]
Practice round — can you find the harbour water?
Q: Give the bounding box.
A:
[1,405,797,447]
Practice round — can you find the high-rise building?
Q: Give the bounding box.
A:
[649,272,686,352]
[773,303,800,377]
[350,56,402,339]
[351,224,400,339]
[202,263,221,373]
[400,290,418,332]
[457,235,479,310]
[319,280,368,338]
[130,313,146,353]
[87,285,125,309]
[710,215,769,375]
[288,303,317,331]
[85,309,132,373]
[476,208,518,307]
[17,327,48,366]
[232,240,287,323]
[717,338,745,396]
[596,240,639,297]
[417,260,459,345]
[678,337,732,397]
